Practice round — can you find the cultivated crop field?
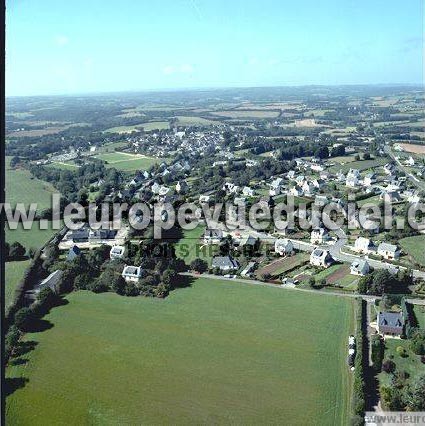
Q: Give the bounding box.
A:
[6,278,354,425]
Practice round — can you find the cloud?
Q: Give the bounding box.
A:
[54,35,69,46]
[162,64,194,75]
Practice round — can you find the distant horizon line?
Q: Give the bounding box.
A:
[6,82,424,99]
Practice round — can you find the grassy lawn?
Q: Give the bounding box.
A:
[94,151,163,171]
[399,235,425,267]
[175,226,216,266]
[6,157,57,212]
[6,279,354,425]
[413,304,425,329]
[378,339,425,388]
[45,161,80,171]
[4,260,30,309]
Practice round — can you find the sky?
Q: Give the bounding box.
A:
[6,0,424,96]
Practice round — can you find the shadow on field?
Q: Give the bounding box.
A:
[9,357,29,367]
[13,340,38,357]
[5,377,29,396]
[174,274,196,289]
[25,318,54,333]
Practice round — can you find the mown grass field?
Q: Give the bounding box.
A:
[4,260,30,309]
[5,157,56,212]
[6,279,354,425]
[94,151,163,171]
[400,235,425,267]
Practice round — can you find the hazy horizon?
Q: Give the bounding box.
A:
[6,0,424,96]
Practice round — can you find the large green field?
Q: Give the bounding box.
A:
[329,157,388,173]
[400,235,425,267]
[5,157,56,212]
[6,221,60,249]
[94,151,164,171]
[6,279,354,425]
[4,260,30,309]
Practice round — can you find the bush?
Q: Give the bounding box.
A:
[371,335,384,371]
[382,359,396,373]
[396,346,408,358]
[14,307,34,331]
[190,258,208,273]
[351,299,366,418]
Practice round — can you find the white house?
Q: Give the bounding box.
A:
[274,239,294,256]
[270,178,284,196]
[110,245,125,259]
[310,227,329,244]
[350,260,370,276]
[377,243,400,260]
[289,185,304,197]
[121,265,142,283]
[310,249,333,268]
[302,181,315,195]
[363,173,376,187]
[223,182,239,194]
[242,186,254,197]
[380,191,402,203]
[175,181,189,194]
[346,174,359,188]
[405,156,415,166]
[354,237,374,254]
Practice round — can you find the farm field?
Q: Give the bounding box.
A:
[399,235,425,267]
[94,151,163,171]
[176,116,219,126]
[6,278,354,425]
[104,121,169,133]
[398,143,425,154]
[4,260,30,309]
[5,157,57,212]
